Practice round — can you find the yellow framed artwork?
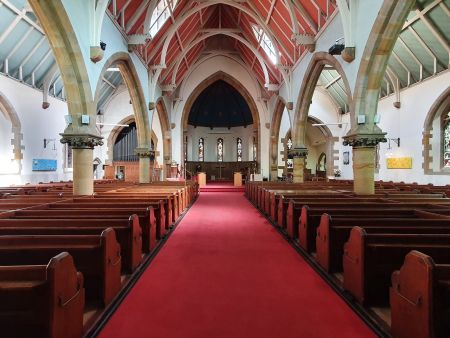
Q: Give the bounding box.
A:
[386,157,413,169]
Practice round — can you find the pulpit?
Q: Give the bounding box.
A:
[198,172,207,186]
[234,172,242,186]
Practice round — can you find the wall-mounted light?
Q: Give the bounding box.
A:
[43,138,56,150]
[100,41,106,51]
[387,137,401,149]
[328,38,345,55]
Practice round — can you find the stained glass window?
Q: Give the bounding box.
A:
[253,136,257,161]
[237,138,242,162]
[444,113,450,168]
[217,138,224,162]
[286,137,293,169]
[198,138,204,162]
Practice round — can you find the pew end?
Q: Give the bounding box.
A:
[100,228,122,306]
[316,213,331,271]
[390,251,434,338]
[0,252,85,338]
[343,226,366,304]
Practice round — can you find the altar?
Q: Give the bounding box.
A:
[185,161,257,181]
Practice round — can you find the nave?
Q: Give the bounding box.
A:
[99,188,374,338]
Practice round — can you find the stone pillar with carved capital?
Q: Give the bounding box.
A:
[291,147,308,183]
[343,134,387,195]
[61,133,103,196]
[135,148,154,183]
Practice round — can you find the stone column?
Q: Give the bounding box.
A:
[270,165,278,181]
[135,148,153,184]
[344,134,386,195]
[291,147,308,183]
[352,146,376,195]
[61,134,103,196]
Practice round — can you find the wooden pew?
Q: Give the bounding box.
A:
[0,217,142,272]
[390,250,450,338]
[343,227,450,306]
[316,214,450,273]
[0,228,121,306]
[0,252,84,338]
[65,199,171,234]
[297,202,450,251]
[11,206,157,253]
[50,201,167,239]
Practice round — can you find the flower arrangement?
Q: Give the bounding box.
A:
[334,169,342,177]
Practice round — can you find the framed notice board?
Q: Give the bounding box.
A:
[32,159,57,171]
[386,157,413,169]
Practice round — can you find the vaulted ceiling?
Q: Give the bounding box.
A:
[0,0,449,114]
[114,0,337,89]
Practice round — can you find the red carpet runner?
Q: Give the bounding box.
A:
[99,192,375,338]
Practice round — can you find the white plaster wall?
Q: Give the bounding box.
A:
[277,107,291,176]
[0,75,71,185]
[172,55,269,175]
[0,110,15,175]
[151,107,164,166]
[187,125,255,162]
[375,71,450,185]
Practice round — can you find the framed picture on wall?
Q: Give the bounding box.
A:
[343,151,350,165]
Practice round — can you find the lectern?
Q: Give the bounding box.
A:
[198,172,207,186]
[234,172,242,186]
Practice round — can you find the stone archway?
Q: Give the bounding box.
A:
[95,52,151,150]
[106,115,159,163]
[343,0,416,195]
[423,86,450,175]
[292,52,351,182]
[269,98,288,181]
[294,52,352,146]
[156,98,172,178]
[95,52,152,183]
[307,116,338,178]
[28,0,101,195]
[0,92,23,174]
[181,71,261,166]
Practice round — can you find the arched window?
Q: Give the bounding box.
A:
[237,138,243,162]
[149,0,178,37]
[198,138,204,162]
[286,137,293,169]
[444,112,450,168]
[252,25,277,64]
[217,138,224,162]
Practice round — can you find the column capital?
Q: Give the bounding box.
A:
[289,147,308,158]
[343,133,387,148]
[60,133,103,149]
[135,147,155,158]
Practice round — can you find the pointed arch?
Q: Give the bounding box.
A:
[156,97,172,170]
[0,92,23,173]
[293,52,352,146]
[423,86,450,174]
[28,0,96,133]
[350,0,416,133]
[181,71,261,164]
[95,52,151,149]
[269,98,288,180]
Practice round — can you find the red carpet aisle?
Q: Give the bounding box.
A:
[99,192,375,338]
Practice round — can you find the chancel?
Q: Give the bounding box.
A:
[184,79,258,181]
[0,1,449,338]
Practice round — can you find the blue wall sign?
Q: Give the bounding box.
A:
[32,159,57,171]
